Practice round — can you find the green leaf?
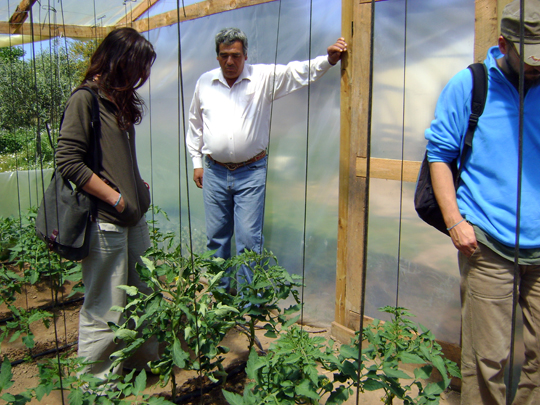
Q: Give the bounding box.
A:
[382,367,412,379]
[431,354,448,380]
[172,339,189,369]
[141,256,155,272]
[245,348,264,380]
[400,351,426,364]
[340,344,359,359]
[35,382,52,401]
[414,365,433,380]
[326,385,352,405]
[423,380,446,396]
[0,358,13,391]
[113,329,137,342]
[222,389,245,405]
[362,378,385,391]
[214,304,239,316]
[282,314,300,329]
[133,369,147,395]
[22,334,35,349]
[67,389,84,405]
[117,285,139,296]
[295,380,320,400]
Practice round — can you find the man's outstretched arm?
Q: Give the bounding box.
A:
[327,37,347,65]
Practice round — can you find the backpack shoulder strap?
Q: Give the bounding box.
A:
[64,87,102,174]
[454,62,488,187]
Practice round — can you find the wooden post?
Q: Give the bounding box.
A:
[334,0,374,333]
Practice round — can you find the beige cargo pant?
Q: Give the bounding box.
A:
[459,242,540,405]
[77,217,158,384]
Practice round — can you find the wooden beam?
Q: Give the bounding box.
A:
[334,0,374,331]
[1,0,278,39]
[0,21,113,40]
[8,0,37,34]
[356,157,421,183]
[115,0,160,26]
[474,0,499,62]
[131,0,278,32]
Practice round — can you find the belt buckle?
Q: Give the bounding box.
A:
[223,162,240,171]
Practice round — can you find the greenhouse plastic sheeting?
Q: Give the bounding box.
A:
[0,0,476,341]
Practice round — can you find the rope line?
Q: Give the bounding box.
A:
[299,0,314,326]
[260,0,283,252]
[355,0,376,403]
[507,1,525,402]
[29,1,66,401]
[395,0,409,309]
[173,1,207,400]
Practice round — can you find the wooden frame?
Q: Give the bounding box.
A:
[332,0,505,380]
[0,0,511,379]
[0,0,278,39]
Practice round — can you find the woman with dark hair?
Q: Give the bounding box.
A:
[56,27,158,385]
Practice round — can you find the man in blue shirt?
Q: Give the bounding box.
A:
[426,1,540,403]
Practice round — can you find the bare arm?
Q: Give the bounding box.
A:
[82,173,125,213]
[430,161,477,257]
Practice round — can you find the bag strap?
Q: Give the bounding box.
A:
[454,62,488,188]
[71,87,102,174]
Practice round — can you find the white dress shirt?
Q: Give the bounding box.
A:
[186,55,333,168]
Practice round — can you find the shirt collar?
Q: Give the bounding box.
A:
[212,64,252,87]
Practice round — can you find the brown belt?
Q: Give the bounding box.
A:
[208,150,266,171]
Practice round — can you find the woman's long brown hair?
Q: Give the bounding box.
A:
[83,28,156,130]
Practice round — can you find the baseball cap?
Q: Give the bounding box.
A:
[501,0,540,66]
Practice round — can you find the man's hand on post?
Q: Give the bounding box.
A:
[327,37,347,65]
[193,168,204,188]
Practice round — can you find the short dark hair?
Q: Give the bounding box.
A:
[215,28,248,56]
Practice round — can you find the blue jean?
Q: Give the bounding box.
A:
[203,155,267,290]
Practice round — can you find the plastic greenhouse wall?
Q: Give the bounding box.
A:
[0,0,481,343]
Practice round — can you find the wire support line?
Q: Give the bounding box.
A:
[29,3,66,401]
[355,0,376,404]
[299,0,314,328]
[260,0,282,256]
[174,1,205,401]
[395,0,409,309]
[507,1,525,403]
[176,0,189,255]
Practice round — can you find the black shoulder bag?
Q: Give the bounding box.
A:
[35,87,101,261]
[414,63,488,235]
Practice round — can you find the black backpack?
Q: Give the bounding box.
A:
[414,63,488,235]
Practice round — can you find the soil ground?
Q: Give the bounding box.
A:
[0,275,461,405]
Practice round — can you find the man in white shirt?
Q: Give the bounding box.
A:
[187,27,346,291]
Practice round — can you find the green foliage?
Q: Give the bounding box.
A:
[0,39,94,172]
[223,325,354,405]
[212,250,304,348]
[28,355,174,404]
[225,306,461,405]
[0,211,83,356]
[5,209,81,296]
[106,208,305,400]
[354,306,461,404]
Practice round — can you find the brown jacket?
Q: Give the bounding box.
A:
[56,82,150,227]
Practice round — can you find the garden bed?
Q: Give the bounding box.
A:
[0,212,461,404]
